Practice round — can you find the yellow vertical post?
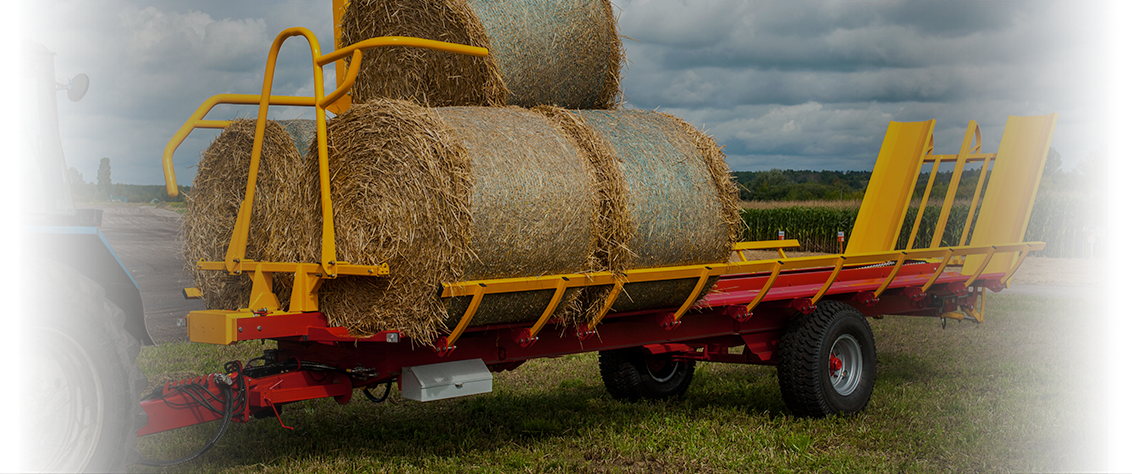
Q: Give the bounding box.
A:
[845,120,935,254]
[222,33,296,273]
[962,114,1057,277]
[905,153,940,250]
[958,157,992,246]
[930,121,980,248]
[327,0,353,115]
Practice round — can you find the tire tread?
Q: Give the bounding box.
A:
[777,301,875,417]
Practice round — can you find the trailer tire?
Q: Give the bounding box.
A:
[599,348,695,401]
[777,301,876,417]
[24,264,147,473]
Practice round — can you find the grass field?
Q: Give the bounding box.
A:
[132,293,1106,473]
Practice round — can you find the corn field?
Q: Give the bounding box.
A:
[1022,192,1104,258]
[741,193,1101,258]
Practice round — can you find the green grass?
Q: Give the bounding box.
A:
[133,294,1105,473]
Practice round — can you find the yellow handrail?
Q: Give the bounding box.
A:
[161,29,488,312]
[162,94,316,197]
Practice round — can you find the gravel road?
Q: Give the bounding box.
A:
[88,203,1102,343]
[86,204,204,344]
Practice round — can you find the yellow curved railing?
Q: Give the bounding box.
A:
[161,30,487,299]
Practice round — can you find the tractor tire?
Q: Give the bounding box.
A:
[599,347,696,401]
[23,264,148,472]
[777,301,876,417]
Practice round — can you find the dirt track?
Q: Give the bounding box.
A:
[85,204,204,344]
[90,203,1103,344]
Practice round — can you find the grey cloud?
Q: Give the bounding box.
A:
[34,1,334,185]
[29,0,1102,183]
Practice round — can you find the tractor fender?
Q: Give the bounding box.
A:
[27,226,154,345]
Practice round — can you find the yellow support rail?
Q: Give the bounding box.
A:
[437,241,1044,348]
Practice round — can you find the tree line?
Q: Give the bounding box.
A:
[67,158,188,203]
[729,140,1109,200]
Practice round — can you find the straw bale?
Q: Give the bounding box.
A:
[183,120,305,310]
[186,107,738,340]
[569,110,741,313]
[299,100,472,342]
[306,100,601,341]
[438,106,597,327]
[340,0,623,109]
[532,105,632,274]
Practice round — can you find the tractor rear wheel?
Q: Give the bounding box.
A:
[23,264,147,472]
[599,347,696,401]
[777,301,876,417]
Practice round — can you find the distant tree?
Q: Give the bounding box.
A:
[66,166,84,187]
[1068,143,1104,191]
[97,157,112,199]
[65,166,92,201]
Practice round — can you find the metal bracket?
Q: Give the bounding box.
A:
[853,291,880,307]
[656,313,681,331]
[790,298,816,314]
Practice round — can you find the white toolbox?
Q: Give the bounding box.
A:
[401,359,493,402]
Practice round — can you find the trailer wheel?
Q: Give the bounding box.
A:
[23,264,147,472]
[599,348,695,401]
[777,301,876,417]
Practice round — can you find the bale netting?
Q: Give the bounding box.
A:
[275,119,316,157]
[183,119,306,310]
[339,0,623,109]
[568,109,743,314]
[306,100,604,342]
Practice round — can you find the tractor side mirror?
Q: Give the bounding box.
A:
[67,73,89,102]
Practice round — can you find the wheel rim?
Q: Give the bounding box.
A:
[644,357,681,383]
[828,334,863,396]
[27,328,104,472]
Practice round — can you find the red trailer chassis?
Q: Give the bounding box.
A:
[137,259,1010,437]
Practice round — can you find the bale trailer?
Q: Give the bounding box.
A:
[122,20,1057,468]
[11,0,1059,468]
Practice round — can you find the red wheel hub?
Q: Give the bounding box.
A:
[829,352,843,375]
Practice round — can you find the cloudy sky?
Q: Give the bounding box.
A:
[26,0,1105,186]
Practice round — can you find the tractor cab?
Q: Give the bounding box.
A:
[20,35,89,225]
[17,36,151,346]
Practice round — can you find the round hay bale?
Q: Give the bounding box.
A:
[183,120,305,310]
[339,0,622,109]
[297,100,472,343]
[440,106,608,328]
[568,109,742,313]
[305,100,603,341]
